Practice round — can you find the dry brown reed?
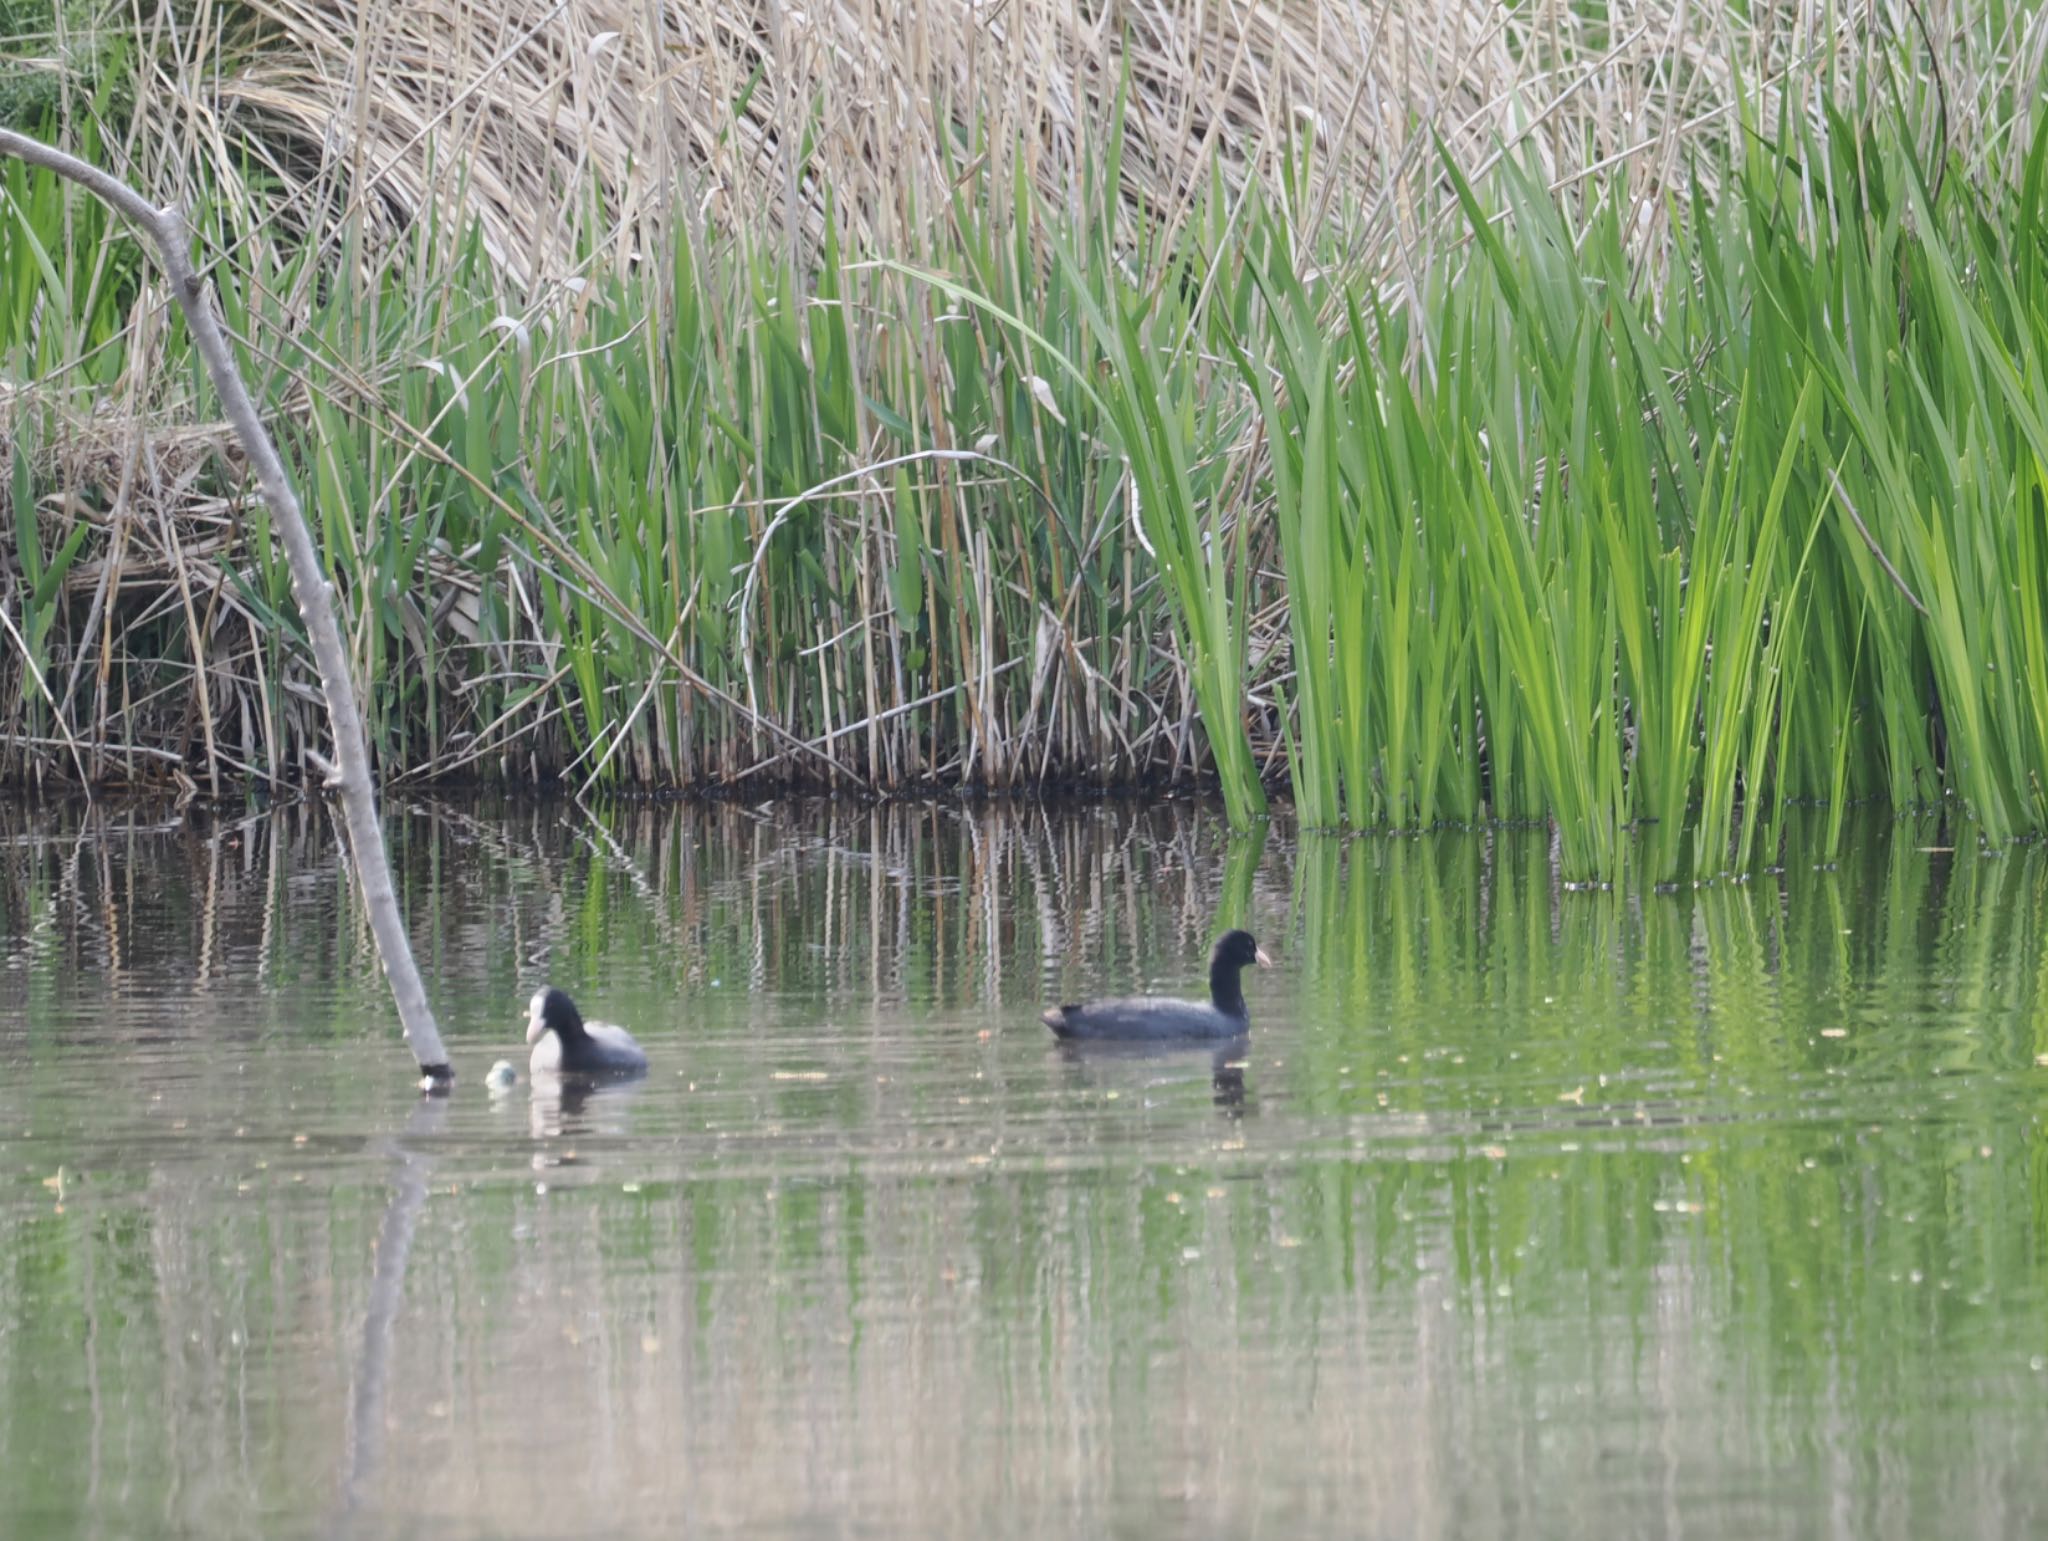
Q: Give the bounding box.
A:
[66,1,2022,284]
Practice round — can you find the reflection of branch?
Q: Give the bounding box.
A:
[0,128,451,1082]
[336,1095,447,1525]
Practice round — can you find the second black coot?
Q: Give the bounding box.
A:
[526,986,649,1075]
[1042,929,1272,1040]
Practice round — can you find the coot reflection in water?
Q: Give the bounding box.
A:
[525,1070,648,1142]
[1054,1035,1252,1116]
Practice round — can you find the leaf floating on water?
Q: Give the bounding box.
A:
[1481,1145,1508,1161]
[1558,1086,1585,1105]
[772,1070,829,1081]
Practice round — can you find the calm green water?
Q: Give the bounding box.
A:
[3,798,2048,1538]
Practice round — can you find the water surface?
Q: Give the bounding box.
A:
[4,798,2048,1537]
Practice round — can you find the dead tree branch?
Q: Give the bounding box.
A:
[0,127,453,1083]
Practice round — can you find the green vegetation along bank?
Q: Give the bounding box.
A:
[4,6,2046,882]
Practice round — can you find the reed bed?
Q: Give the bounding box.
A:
[4,114,1254,794]
[1248,96,2048,884]
[44,0,1904,281]
[5,1,2048,883]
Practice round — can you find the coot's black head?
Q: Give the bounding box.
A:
[527,985,586,1045]
[1207,930,1272,1016]
[1210,930,1273,973]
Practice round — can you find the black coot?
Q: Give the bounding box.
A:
[1042,930,1272,1040]
[526,986,649,1075]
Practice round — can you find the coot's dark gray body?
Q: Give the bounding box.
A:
[1044,998,1249,1040]
[1042,930,1272,1041]
[527,986,648,1075]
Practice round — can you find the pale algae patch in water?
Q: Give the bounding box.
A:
[2,799,2048,1538]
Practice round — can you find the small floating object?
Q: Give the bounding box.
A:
[486,1060,519,1091]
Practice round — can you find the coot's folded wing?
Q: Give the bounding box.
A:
[1043,996,1240,1040]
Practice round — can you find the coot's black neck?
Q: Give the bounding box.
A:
[548,1006,589,1042]
[1208,956,1250,1020]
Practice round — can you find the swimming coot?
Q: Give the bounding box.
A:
[1041,929,1273,1040]
[527,986,649,1076]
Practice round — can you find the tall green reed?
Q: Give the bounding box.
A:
[1234,104,2048,882]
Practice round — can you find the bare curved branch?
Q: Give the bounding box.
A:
[0,127,453,1083]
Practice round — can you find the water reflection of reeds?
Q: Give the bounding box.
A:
[4,796,1256,1021]
[4,802,2048,1532]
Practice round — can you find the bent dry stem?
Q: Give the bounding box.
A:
[0,127,451,1081]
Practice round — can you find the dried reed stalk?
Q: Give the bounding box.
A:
[114,0,1976,285]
